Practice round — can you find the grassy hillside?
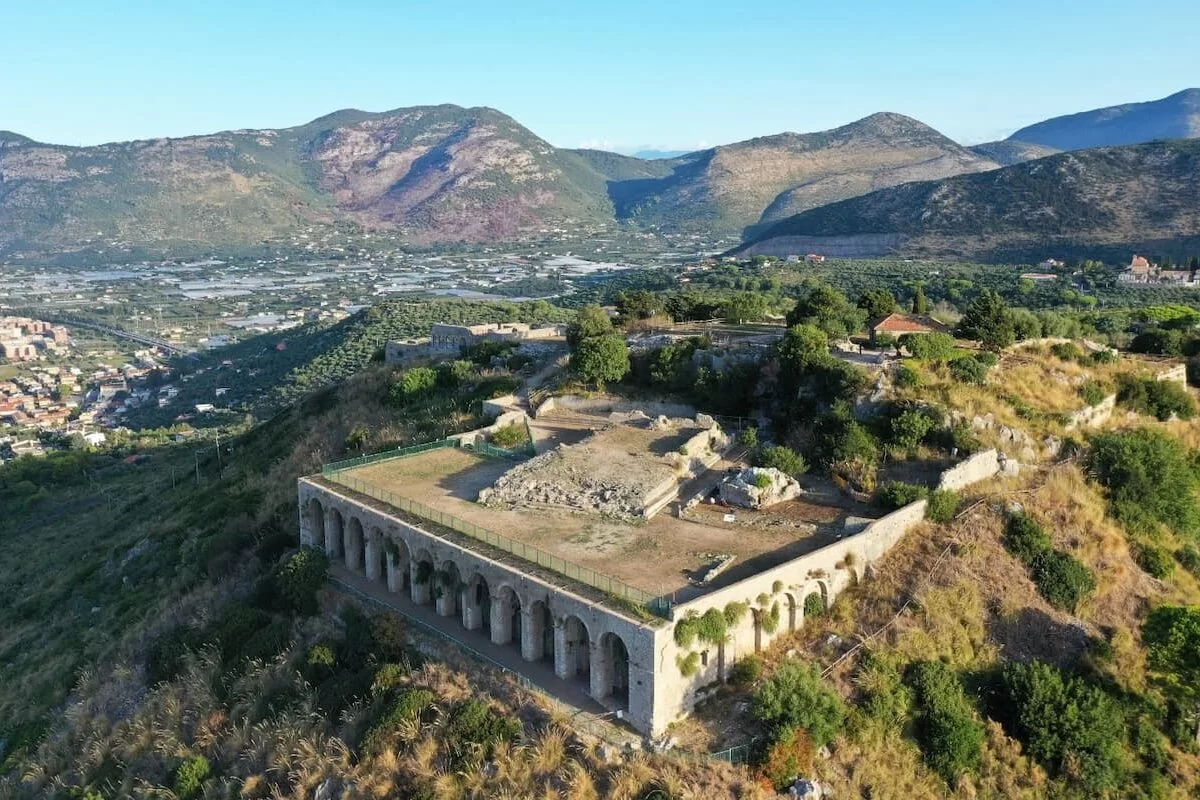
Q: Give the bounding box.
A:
[740,139,1200,261]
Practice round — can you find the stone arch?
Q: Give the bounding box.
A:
[593,631,630,709]
[305,497,326,552]
[785,592,798,631]
[462,572,491,633]
[436,560,462,619]
[491,584,521,647]
[344,515,364,572]
[327,507,345,564]
[411,548,435,605]
[525,599,553,663]
[557,615,591,683]
[803,581,829,620]
[387,536,412,594]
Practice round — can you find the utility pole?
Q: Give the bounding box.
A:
[194,449,201,485]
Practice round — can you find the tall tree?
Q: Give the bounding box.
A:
[570,334,630,389]
[857,289,897,319]
[1143,605,1200,743]
[566,304,613,348]
[911,285,929,315]
[959,289,1015,351]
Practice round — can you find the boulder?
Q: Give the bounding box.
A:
[718,467,802,509]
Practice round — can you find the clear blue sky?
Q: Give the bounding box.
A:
[5,0,1197,150]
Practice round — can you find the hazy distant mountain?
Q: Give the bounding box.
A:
[629,149,692,160]
[1006,89,1200,151]
[738,139,1200,261]
[968,139,1061,166]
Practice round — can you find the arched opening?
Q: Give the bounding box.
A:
[785,593,798,631]
[412,549,435,605]
[436,560,462,618]
[561,615,591,684]
[305,498,326,551]
[389,537,412,594]
[463,572,491,633]
[327,508,345,563]
[594,632,630,709]
[492,585,521,648]
[803,589,827,621]
[345,515,364,573]
[526,599,553,663]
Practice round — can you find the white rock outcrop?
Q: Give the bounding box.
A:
[718,467,802,509]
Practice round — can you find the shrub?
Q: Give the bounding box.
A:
[948,355,988,386]
[729,655,763,686]
[752,662,846,747]
[1050,341,1085,362]
[490,422,528,449]
[739,427,760,451]
[1079,380,1108,407]
[803,592,826,618]
[1177,545,1200,577]
[696,608,728,645]
[1005,512,1053,565]
[759,727,815,791]
[361,688,437,754]
[904,332,957,361]
[677,652,701,677]
[274,548,329,615]
[755,445,808,477]
[1089,428,1200,537]
[1001,661,1124,794]
[1116,375,1196,421]
[888,409,935,452]
[390,367,438,405]
[305,642,337,676]
[173,755,211,800]
[949,423,981,455]
[925,489,960,523]
[1135,544,1176,579]
[857,653,912,727]
[723,601,750,625]
[1090,349,1119,365]
[876,481,928,509]
[674,614,699,648]
[895,364,922,388]
[1033,550,1096,612]
[760,602,781,634]
[752,472,773,490]
[443,699,522,767]
[909,661,984,783]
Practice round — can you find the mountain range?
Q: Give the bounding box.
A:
[1,89,1198,259]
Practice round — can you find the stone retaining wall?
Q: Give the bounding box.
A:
[536,394,697,420]
[937,448,1001,491]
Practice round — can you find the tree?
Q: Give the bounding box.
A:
[722,291,770,324]
[857,289,897,319]
[755,445,808,476]
[909,661,985,783]
[1144,605,1200,744]
[570,334,630,389]
[902,332,957,361]
[786,283,866,338]
[912,285,929,315]
[778,324,831,375]
[567,304,613,347]
[615,290,666,321]
[1089,428,1200,537]
[888,409,934,452]
[390,366,437,405]
[959,290,1015,351]
[752,662,846,747]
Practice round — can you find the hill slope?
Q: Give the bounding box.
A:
[738,139,1200,261]
[0,105,618,256]
[0,109,1004,256]
[967,139,1060,166]
[600,113,1000,235]
[1007,88,1200,151]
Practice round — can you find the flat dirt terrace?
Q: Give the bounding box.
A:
[336,434,871,601]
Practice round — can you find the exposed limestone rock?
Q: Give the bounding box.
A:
[718,467,802,509]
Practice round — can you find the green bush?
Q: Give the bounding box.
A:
[1050,342,1085,362]
[948,355,988,386]
[1079,380,1109,407]
[443,699,522,768]
[888,409,935,452]
[895,364,922,388]
[1005,512,1053,565]
[674,614,699,648]
[857,653,912,727]
[1135,544,1176,579]
[1001,661,1125,794]
[803,592,826,618]
[876,481,928,510]
[1089,428,1200,537]
[1177,545,1200,577]
[274,548,329,615]
[1033,550,1096,612]
[752,472,773,489]
[490,422,528,449]
[1090,349,1119,365]
[729,655,763,686]
[752,662,846,747]
[909,661,984,783]
[696,608,728,645]
[390,366,438,405]
[739,427,760,450]
[1116,375,1196,421]
[949,423,981,455]
[925,489,960,523]
[755,445,808,476]
[173,755,211,800]
[903,332,957,361]
[360,687,437,754]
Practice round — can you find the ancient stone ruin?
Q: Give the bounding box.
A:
[718,466,802,509]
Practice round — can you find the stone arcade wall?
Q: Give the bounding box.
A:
[297,478,673,735]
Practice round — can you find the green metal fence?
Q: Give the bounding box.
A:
[322,438,458,474]
[326,471,670,618]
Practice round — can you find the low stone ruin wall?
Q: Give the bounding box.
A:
[1066,394,1117,431]
[536,394,697,420]
[449,410,529,447]
[937,449,1001,491]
